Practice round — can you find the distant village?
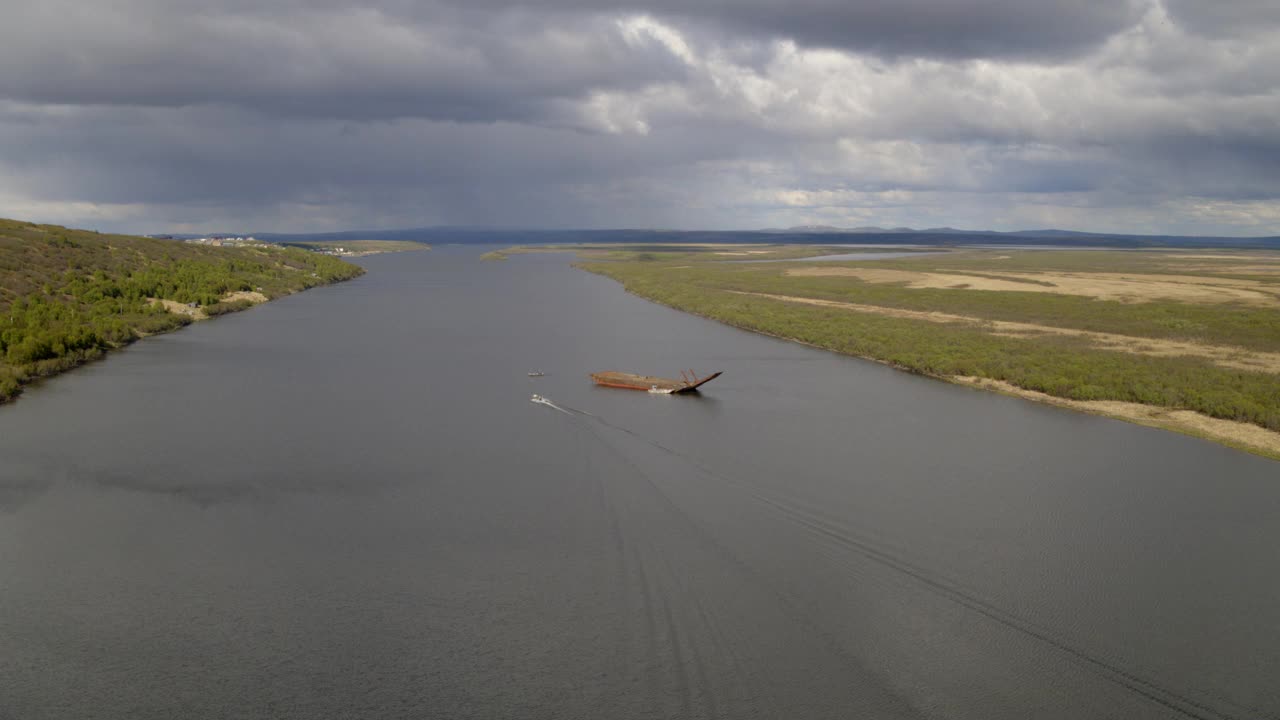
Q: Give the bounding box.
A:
[148,234,266,247]
[188,236,267,247]
[149,234,363,256]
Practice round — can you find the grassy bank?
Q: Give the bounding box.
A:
[565,245,1280,459]
[279,239,429,256]
[0,218,364,404]
[479,243,881,262]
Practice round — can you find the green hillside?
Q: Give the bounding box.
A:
[0,218,364,403]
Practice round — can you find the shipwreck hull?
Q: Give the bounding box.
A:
[590,370,722,394]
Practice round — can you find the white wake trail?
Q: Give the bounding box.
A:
[529,395,575,416]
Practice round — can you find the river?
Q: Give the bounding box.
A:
[1,247,1277,720]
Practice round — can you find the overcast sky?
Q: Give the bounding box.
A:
[2,0,1278,235]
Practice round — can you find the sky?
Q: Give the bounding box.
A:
[1,0,1278,236]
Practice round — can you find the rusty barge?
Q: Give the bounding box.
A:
[590,370,722,394]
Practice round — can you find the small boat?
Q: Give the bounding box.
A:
[527,371,545,377]
[591,369,722,394]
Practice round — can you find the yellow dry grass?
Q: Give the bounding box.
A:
[786,267,1280,305]
[149,290,269,320]
[1172,265,1280,275]
[222,290,269,304]
[730,291,1280,374]
[1162,254,1280,261]
[148,298,206,319]
[953,377,1280,458]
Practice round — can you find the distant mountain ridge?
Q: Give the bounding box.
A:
[761,225,923,233]
[761,225,1173,238]
[162,226,1280,250]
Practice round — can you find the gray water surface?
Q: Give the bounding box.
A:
[1,248,1277,720]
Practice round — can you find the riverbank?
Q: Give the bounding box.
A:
[279,239,430,257]
[563,244,1280,460]
[479,243,864,261]
[0,218,365,405]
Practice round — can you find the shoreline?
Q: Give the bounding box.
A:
[950,376,1280,460]
[2,219,370,407]
[0,276,361,408]
[597,278,1280,462]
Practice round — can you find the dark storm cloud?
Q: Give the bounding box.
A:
[1164,0,1280,36]
[0,100,778,228]
[427,0,1148,60]
[0,1,688,123]
[0,0,1148,123]
[0,0,1278,235]
[553,0,1148,59]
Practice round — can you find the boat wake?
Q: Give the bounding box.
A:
[525,392,1255,720]
[530,394,574,415]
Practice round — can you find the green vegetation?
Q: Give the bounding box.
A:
[625,258,1280,352]
[479,243,888,262]
[280,239,429,255]
[570,245,1280,453]
[201,298,256,317]
[0,218,364,404]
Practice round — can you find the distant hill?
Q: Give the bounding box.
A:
[172,225,1280,250]
[0,218,363,403]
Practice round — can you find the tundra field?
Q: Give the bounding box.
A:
[516,244,1280,459]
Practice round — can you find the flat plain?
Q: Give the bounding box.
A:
[562,244,1280,458]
